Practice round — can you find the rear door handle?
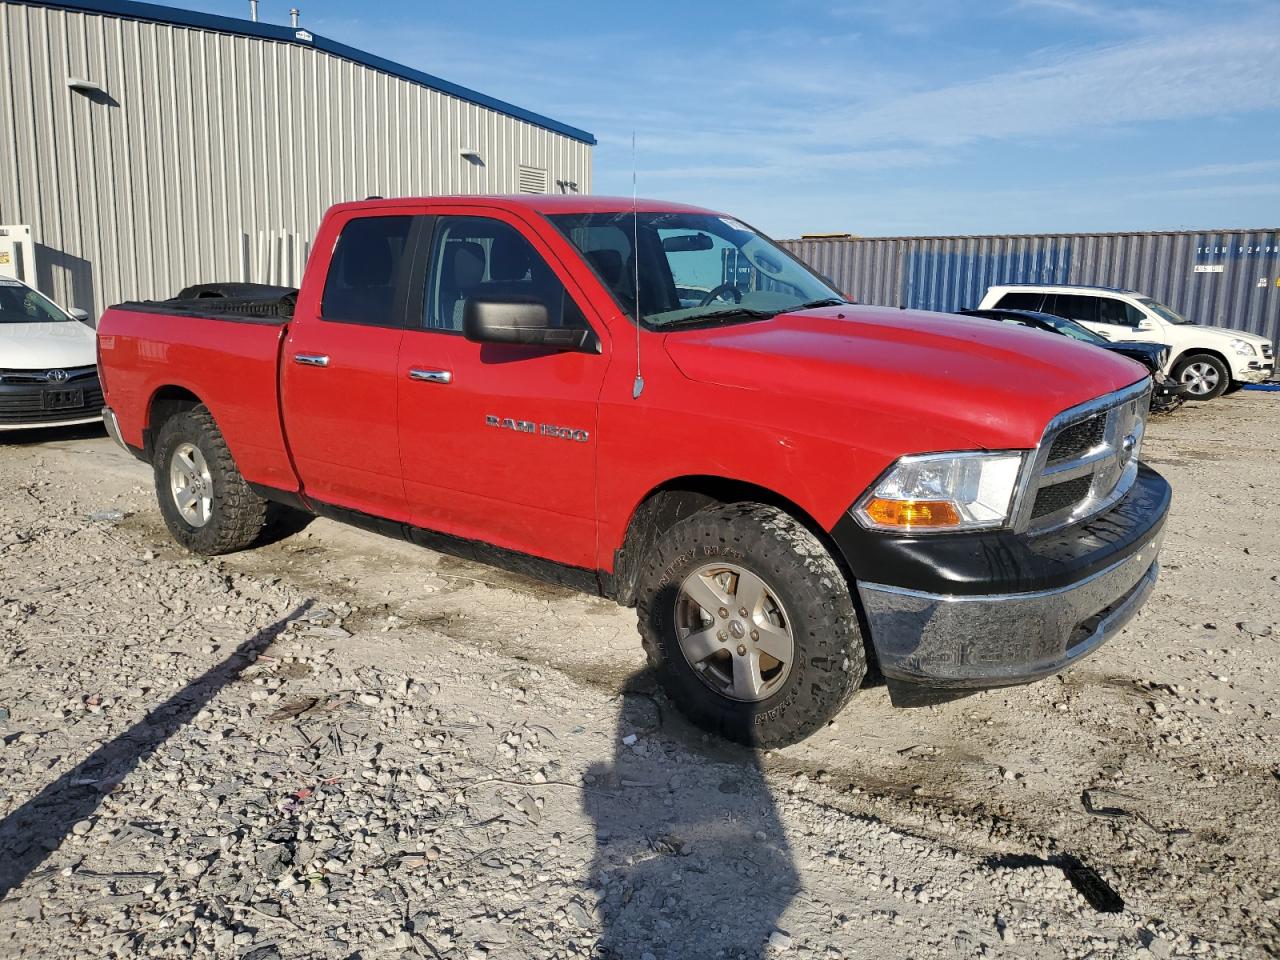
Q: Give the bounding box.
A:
[294,353,330,367]
[408,368,453,384]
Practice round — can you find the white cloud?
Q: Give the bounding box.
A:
[818,22,1280,149]
[302,5,1280,234]
[1162,160,1280,180]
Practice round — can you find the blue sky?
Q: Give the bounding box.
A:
[189,0,1278,238]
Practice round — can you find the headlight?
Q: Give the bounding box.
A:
[1229,338,1255,357]
[854,451,1025,533]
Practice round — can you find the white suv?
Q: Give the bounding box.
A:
[978,284,1275,400]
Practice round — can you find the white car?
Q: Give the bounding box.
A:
[978,284,1275,400]
[0,277,102,430]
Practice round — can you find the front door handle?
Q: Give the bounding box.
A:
[294,353,330,367]
[408,368,453,384]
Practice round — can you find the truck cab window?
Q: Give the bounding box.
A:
[321,215,414,326]
[424,217,588,333]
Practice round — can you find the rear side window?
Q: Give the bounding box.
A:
[1044,294,1098,324]
[322,216,414,326]
[423,216,588,333]
[995,291,1044,311]
[1097,298,1145,327]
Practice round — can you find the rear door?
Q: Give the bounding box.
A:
[1075,299,1146,348]
[1043,293,1099,329]
[396,211,610,568]
[281,213,422,518]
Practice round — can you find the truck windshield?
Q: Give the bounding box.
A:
[0,281,71,324]
[1136,297,1190,324]
[547,211,844,328]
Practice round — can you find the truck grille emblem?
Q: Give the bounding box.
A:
[45,369,69,383]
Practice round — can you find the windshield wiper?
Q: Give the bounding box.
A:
[653,308,778,330]
[793,297,847,310]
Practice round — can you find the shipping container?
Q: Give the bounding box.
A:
[784,230,1280,355]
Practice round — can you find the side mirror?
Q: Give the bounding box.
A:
[463,296,599,353]
[1136,321,1154,332]
[68,307,93,327]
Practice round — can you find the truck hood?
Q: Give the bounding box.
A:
[662,305,1149,449]
[0,321,97,369]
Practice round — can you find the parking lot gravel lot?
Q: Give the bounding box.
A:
[1,391,1277,959]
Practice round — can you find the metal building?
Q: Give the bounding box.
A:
[784,229,1280,353]
[0,0,594,316]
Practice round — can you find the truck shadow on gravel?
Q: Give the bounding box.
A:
[0,601,312,900]
[583,673,797,959]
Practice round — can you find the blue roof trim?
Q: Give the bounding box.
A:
[21,0,597,145]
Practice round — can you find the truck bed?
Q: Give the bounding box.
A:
[97,298,300,493]
[114,285,297,324]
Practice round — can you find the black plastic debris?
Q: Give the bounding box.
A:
[985,852,1125,914]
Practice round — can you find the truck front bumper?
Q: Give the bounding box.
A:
[832,464,1171,703]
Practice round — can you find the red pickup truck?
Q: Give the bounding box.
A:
[98,195,1170,745]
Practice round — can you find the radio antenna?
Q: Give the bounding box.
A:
[631,131,644,399]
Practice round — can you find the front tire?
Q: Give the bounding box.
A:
[636,503,866,747]
[153,406,269,555]
[1174,353,1229,400]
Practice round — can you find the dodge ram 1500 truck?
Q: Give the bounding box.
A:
[98,196,1170,746]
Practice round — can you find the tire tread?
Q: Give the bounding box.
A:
[153,405,268,555]
[636,502,866,747]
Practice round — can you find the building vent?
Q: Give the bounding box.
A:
[517,165,549,194]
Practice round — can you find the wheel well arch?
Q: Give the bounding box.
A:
[609,475,850,607]
[1170,347,1230,374]
[144,385,203,460]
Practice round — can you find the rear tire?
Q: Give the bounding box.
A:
[153,406,269,555]
[636,502,866,747]
[1173,353,1229,400]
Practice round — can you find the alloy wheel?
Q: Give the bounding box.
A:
[675,562,795,702]
[1180,361,1221,396]
[169,442,213,527]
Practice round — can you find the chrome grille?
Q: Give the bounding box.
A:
[1015,380,1151,534]
[0,365,97,384]
[1045,414,1107,464]
[1263,343,1274,360]
[1030,475,1092,519]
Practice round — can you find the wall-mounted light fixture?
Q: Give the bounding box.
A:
[459,148,484,166]
[67,77,106,95]
[67,76,118,105]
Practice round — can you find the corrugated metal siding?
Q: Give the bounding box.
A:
[786,230,1280,352]
[0,1,593,315]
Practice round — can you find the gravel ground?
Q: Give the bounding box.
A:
[0,390,1277,959]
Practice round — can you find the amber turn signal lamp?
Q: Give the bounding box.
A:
[862,498,962,529]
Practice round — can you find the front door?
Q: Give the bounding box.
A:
[397,212,610,569]
[1053,293,1149,343]
[281,213,421,519]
